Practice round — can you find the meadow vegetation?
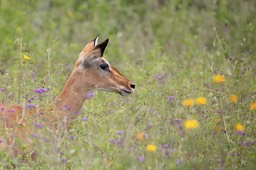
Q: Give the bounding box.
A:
[0,0,256,169]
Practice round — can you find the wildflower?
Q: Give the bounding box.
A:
[61,158,68,164]
[35,123,43,129]
[138,156,145,163]
[196,97,207,105]
[136,132,145,141]
[23,54,31,61]
[177,159,184,165]
[242,141,250,147]
[0,88,6,92]
[146,144,157,152]
[0,139,2,144]
[34,87,50,94]
[70,136,75,140]
[162,144,170,149]
[184,119,199,129]
[82,117,88,122]
[117,131,126,135]
[27,103,36,109]
[169,96,175,103]
[213,74,225,83]
[237,131,246,136]
[182,99,194,107]
[86,91,94,99]
[235,123,245,132]
[66,10,73,17]
[250,102,256,110]
[230,94,238,104]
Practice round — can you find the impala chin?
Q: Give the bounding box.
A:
[120,89,134,96]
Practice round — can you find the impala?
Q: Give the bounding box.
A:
[0,36,135,159]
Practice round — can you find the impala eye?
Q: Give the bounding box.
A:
[100,63,109,71]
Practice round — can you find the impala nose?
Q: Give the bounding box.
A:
[130,83,135,89]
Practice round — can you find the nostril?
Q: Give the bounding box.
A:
[130,83,135,89]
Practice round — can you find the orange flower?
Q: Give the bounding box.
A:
[250,102,256,110]
[182,99,194,107]
[235,123,245,132]
[184,119,199,129]
[196,97,207,105]
[146,144,157,152]
[136,132,145,141]
[230,95,238,104]
[213,74,225,83]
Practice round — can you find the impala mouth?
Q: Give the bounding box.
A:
[121,89,134,96]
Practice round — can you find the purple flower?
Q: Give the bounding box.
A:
[35,123,43,129]
[176,119,182,124]
[27,103,36,109]
[70,136,75,140]
[0,107,4,111]
[31,72,35,77]
[177,159,184,165]
[0,88,6,92]
[52,147,58,154]
[82,117,88,122]
[242,141,250,147]
[8,93,13,99]
[61,158,68,163]
[28,97,35,103]
[76,111,82,115]
[237,131,246,136]
[86,91,94,99]
[108,139,123,146]
[138,156,145,163]
[0,139,3,143]
[32,133,41,138]
[116,131,126,135]
[64,105,71,110]
[232,153,240,157]
[34,87,50,94]
[162,144,170,149]
[169,96,175,103]
[8,109,15,113]
[155,72,169,84]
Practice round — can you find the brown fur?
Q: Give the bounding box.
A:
[0,37,135,159]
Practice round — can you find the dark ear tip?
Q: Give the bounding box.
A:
[96,38,109,56]
[104,38,109,44]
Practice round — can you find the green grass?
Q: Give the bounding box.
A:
[0,0,256,169]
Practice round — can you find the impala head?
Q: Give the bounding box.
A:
[74,36,135,96]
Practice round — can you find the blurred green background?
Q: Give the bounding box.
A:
[0,0,255,71]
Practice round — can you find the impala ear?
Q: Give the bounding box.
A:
[93,35,99,46]
[82,35,99,52]
[95,38,109,57]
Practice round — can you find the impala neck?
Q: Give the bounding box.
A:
[56,71,91,120]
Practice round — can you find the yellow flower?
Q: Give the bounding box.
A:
[182,99,194,107]
[230,94,238,104]
[213,74,225,83]
[136,132,145,141]
[184,119,199,129]
[196,97,207,105]
[67,10,73,17]
[146,144,157,152]
[250,102,256,110]
[235,123,245,132]
[23,54,31,61]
